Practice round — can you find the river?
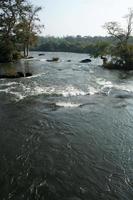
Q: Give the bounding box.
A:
[0,52,133,200]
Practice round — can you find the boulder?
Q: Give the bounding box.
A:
[17,72,24,77]
[25,72,32,77]
[38,53,45,56]
[80,59,91,63]
[47,57,59,62]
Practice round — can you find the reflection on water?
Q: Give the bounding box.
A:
[0,60,32,77]
[0,62,17,76]
[0,52,133,200]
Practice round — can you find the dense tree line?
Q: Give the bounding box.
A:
[31,35,113,54]
[31,35,133,58]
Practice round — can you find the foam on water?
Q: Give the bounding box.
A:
[96,78,113,88]
[25,72,47,79]
[9,91,26,100]
[1,76,133,102]
[0,86,25,101]
[95,78,133,94]
[88,86,99,95]
[0,82,19,86]
[39,59,47,62]
[61,86,86,97]
[56,102,81,108]
[0,88,9,93]
[30,85,87,98]
[0,82,87,101]
[114,83,133,93]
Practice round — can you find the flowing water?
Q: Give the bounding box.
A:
[0,52,133,200]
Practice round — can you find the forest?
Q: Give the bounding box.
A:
[31,35,113,54]
[31,35,133,57]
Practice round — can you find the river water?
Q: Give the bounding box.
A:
[0,52,133,200]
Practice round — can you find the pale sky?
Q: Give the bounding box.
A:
[31,0,133,36]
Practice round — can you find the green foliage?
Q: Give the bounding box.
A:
[89,41,110,58]
[0,0,43,62]
[12,51,22,60]
[31,36,112,55]
[0,40,14,62]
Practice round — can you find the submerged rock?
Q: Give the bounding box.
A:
[27,56,34,59]
[38,53,45,56]
[80,59,91,63]
[47,57,59,62]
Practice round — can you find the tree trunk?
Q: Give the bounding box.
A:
[24,44,26,57]
[26,43,29,57]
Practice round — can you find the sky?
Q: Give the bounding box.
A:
[31,0,133,37]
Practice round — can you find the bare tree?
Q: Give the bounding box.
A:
[103,9,133,68]
[104,9,133,42]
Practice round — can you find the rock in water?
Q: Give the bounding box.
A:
[27,56,34,59]
[25,72,32,77]
[17,72,24,77]
[38,53,45,56]
[47,57,59,62]
[80,59,91,63]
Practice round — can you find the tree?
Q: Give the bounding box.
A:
[103,9,133,69]
[16,4,43,57]
[0,0,43,62]
[0,0,28,61]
